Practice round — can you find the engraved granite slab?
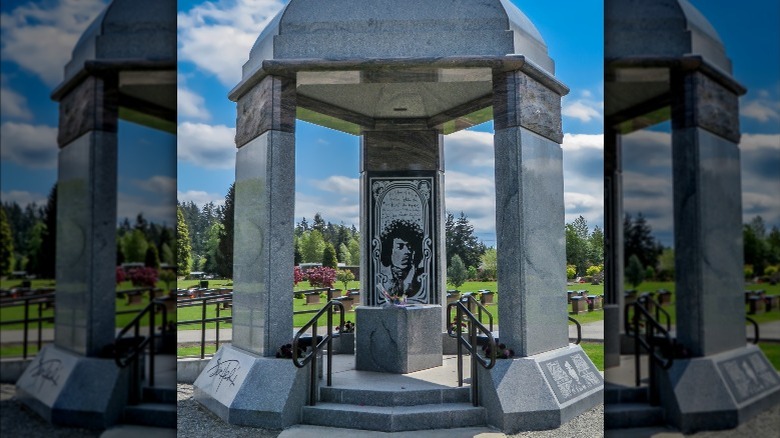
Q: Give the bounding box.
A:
[718,351,780,404]
[538,351,604,404]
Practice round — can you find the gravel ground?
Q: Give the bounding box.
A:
[2,383,778,437]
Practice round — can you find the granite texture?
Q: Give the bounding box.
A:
[477,344,603,433]
[605,0,732,74]
[193,345,309,429]
[15,345,129,429]
[672,70,740,143]
[236,75,296,147]
[355,306,442,374]
[362,130,442,172]
[232,131,296,356]
[57,76,118,147]
[493,70,563,143]
[242,0,553,80]
[319,385,469,407]
[657,345,780,434]
[671,127,744,357]
[493,127,567,357]
[300,402,486,432]
[55,131,117,357]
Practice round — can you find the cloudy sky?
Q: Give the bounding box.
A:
[175,0,605,246]
[621,0,780,246]
[1,0,176,226]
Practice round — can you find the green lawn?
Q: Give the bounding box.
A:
[759,343,780,370]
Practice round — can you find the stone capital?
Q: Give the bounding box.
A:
[492,70,563,143]
[235,75,296,147]
[672,69,741,143]
[57,75,118,147]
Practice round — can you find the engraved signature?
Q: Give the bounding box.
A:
[30,357,63,389]
[207,359,240,391]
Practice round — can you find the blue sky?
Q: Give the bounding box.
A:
[620,0,780,246]
[1,0,177,226]
[175,0,605,246]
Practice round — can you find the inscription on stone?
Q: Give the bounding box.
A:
[207,358,241,391]
[539,353,602,404]
[718,352,780,404]
[29,351,63,390]
[368,175,436,306]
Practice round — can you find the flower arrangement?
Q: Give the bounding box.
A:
[275,343,305,359]
[116,266,126,284]
[336,321,355,333]
[482,342,515,359]
[379,284,406,306]
[448,318,467,334]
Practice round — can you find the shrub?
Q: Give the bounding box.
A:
[745,265,754,279]
[116,266,126,284]
[585,265,601,277]
[566,265,577,279]
[306,266,337,289]
[765,266,778,276]
[293,266,303,286]
[336,269,355,290]
[128,267,158,288]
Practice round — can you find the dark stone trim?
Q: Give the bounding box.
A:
[671,69,741,143]
[492,70,563,143]
[296,94,375,130]
[118,92,176,124]
[362,130,442,172]
[426,94,493,130]
[51,59,176,102]
[57,75,118,147]
[230,55,568,101]
[235,75,296,147]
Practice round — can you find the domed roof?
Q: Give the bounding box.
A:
[63,0,176,84]
[606,0,731,74]
[241,0,554,82]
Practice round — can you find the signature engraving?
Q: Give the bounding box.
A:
[207,359,241,391]
[30,356,63,389]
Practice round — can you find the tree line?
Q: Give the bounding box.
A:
[1,184,175,279]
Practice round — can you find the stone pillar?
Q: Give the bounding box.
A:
[356,127,445,373]
[16,75,128,429]
[492,70,567,356]
[231,75,297,357]
[670,70,744,357]
[194,75,310,428]
[603,126,623,369]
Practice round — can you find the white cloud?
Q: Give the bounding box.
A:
[177,122,236,169]
[178,0,286,87]
[741,88,780,123]
[295,191,359,227]
[178,86,212,121]
[444,130,495,168]
[0,0,107,87]
[562,133,603,151]
[562,91,603,123]
[118,192,176,225]
[0,122,58,169]
[177,190,226,207]
[0,86,33,120]
[0,190,47,207]
[313,175,359,195]
[740,133,780,152]
[134,175,177,196]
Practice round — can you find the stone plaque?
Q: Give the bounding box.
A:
[538,352,603,404]
[367,174,438,306]
[194,345,251,404]
[718,351,780,404]
[16,346,77,405]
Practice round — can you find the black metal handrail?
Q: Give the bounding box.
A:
[292,300,345,406]
[637,294,672,332]
[568,316,582,345]
[0,293,56,358]
[746,316,760,345]
[624,299,675,405]
[459,294,494,333]
[114,297,170,404]
[447,300,496,407]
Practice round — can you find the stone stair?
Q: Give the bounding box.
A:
[121,354,177,429]
[302,384,486,432]
[605,383,665,430]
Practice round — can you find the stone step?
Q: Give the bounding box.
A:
[604,383,649,404]
[301,402,486,432]
[605,403,665,429]
[123,402,177,429]
[319,385,470,406]
[142,385,177,404]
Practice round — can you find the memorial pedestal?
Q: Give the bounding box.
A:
[355,305,442,373]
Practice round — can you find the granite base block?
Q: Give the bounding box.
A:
[355,305,442,374]
[657,344,780,434]
[15,345,129,429]
[193,344,310,429]
[477,344,603,433]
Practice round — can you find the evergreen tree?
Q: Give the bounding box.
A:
[447,254,468,289]
[479,247,497,280]
[624,213,662,271]
[38,184,57,278]
[338,243,351,265]
[0,209,14,275]
[588,226,605,266]
[626,254,645,288]
[313,213,326,234]
[144,245,160,269]
[203,222,223,274]
[348,238,361,267]
[300,230,326,263]
[215,183,235,279]
[565,217,590,276]
[177,206,192,276]
[160,243,174,266]
[322,243,338,268]
[293,236,302,265]
[445,211,486,269]
[122,229,149,263]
